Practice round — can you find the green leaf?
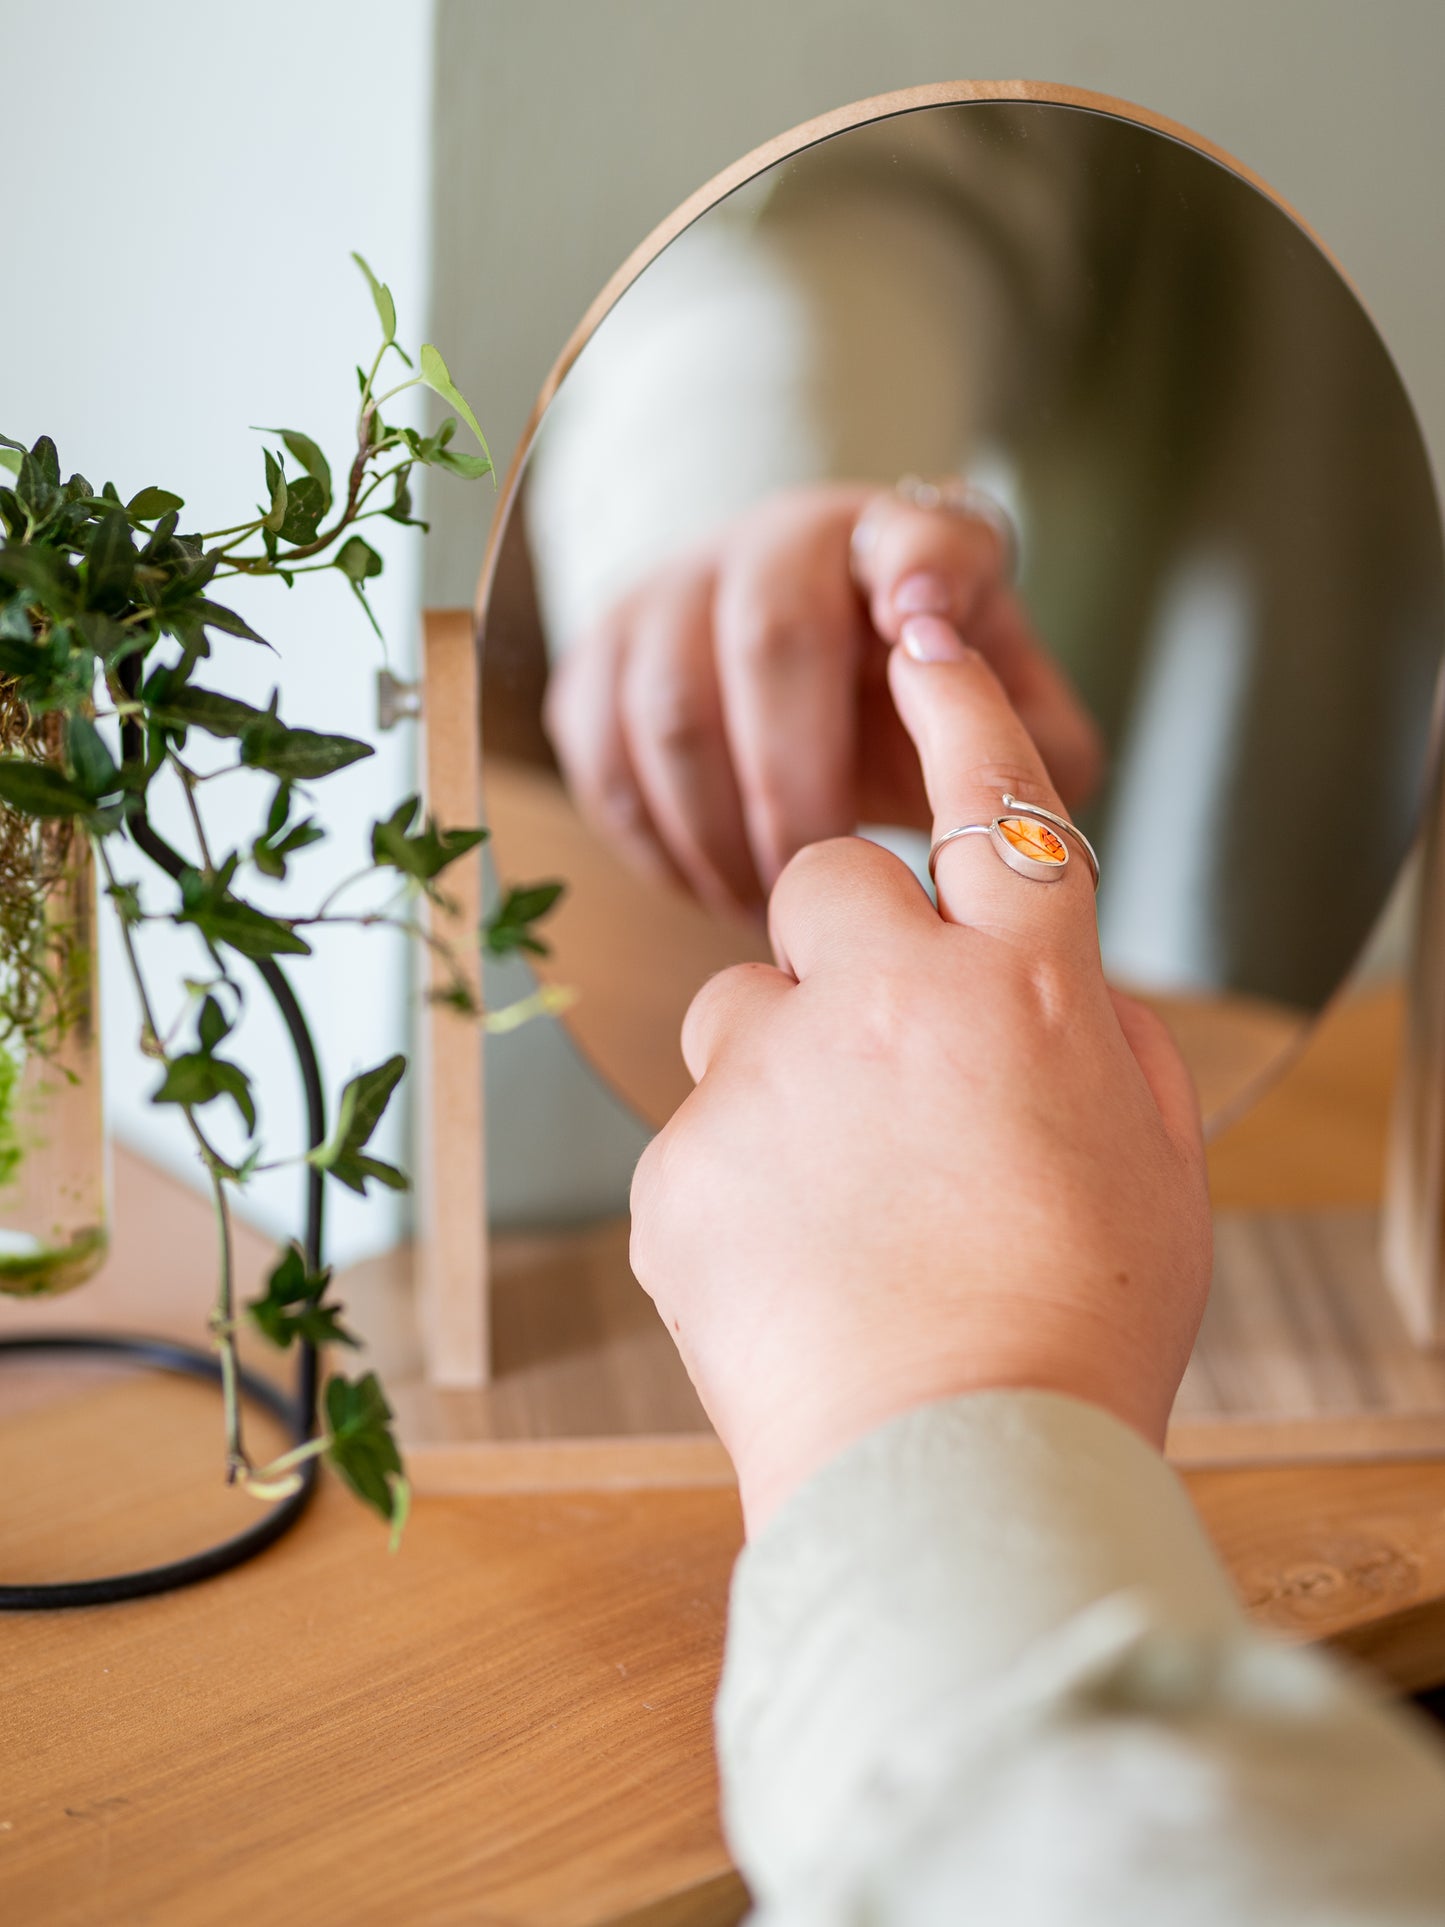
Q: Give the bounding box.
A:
[106,879,142,925]
[152,1049,257,1135]
[197,993,230,1054]
[75,608,132,664]
[430,444,494,480]
[30,436,59,486]
[252,782,325,879]
[252,819,324,879]
[0,760,90,818]
[335,535,383,584]
[276,474,326,546]
[257,429,332,514]
[381,469,427,529]
[0,595,32,643]
[352,252,397,345]
[249,1243,357,1351]
[67,714,120,800]
[127,486,185,519]
[484,880,564,957]
[0,448,20,478]
[84,511,137,610]
[191,599,269,646]
[239,705,373,781]
[261,448,288,533]
[417,345,491,471]
[177,866,312,960]
[149,681,264,740]
[371,795,486,886]
[0,541,78,611]
[308,1054,410,1196]
[15,442,62,524]
[324,1370,406,1529]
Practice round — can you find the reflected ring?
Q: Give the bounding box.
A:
[928,794,1100,890]
[850,474,1019,584]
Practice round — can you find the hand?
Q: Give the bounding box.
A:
[629,615,1210,1534]
[544,484,1103,914]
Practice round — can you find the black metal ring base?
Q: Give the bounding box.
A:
[0,1331,318,1610]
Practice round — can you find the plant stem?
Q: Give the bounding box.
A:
[310,865,382,921]
[95,837,252,1474]
[205,1157,249,1481]
[169,755,215,873]
[248,1433,328,1480]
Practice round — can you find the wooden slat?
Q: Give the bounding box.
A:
[1383,761,1445,1344]
[418,607,489,1385]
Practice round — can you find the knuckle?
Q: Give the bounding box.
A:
[639,672,716,763]
[1022,953,1075,1032]
[595,774,650,838]
[774,834,855,894]
[847,966,916,1059]
[628,1138,667,1283]
[968,759,1053,808]
[628,1125,699,1298]
[729,604,837,677]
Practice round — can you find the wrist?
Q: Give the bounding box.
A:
[729,1334,1175,1536]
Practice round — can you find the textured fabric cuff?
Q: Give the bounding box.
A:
[715,1389,1245,1893]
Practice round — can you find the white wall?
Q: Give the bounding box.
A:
[0,0,437,1264]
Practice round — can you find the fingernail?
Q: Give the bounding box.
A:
[900,615,968,663]
[893,570,954,617]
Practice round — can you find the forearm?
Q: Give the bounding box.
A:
[717,1391,1445,1922]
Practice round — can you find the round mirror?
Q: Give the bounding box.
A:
[478,83,1444,1136]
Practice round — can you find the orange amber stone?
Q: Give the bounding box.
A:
[997,816,1067,864]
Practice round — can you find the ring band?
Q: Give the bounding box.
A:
[896,475,1019,583]
[928,794,1100,891]
[850,475,1020,584]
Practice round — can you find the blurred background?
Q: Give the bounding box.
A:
[3,0,1444,1255]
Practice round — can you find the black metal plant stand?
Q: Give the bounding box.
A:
[0,697,328,1610]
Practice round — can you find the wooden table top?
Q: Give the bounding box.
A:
[7,974,1445,1924]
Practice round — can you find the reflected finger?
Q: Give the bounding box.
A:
[851,490,1010,640]
[853,491,1103,807]
[713,500,865,888]
[620,567,763,913]
[544,619,685,890]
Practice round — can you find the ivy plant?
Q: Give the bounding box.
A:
[0,256,562,1537]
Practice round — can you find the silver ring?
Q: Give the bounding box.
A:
[849,475,1020,584]
[928,793,1100,891]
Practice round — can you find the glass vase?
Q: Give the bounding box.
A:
[0,779,107,1297]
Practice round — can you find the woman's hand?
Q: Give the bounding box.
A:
[629,615,1210,1534]
[544,484,1103,914]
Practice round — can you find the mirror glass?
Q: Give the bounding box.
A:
[480,95,1444,1135]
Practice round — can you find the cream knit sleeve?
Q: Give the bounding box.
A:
[717,1391,1445,1923]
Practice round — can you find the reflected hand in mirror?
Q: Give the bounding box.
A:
[543,480,1103,914]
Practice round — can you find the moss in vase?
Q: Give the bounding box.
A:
[0,1221,108,1297]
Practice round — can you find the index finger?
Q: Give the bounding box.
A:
[888,615,1099,949]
